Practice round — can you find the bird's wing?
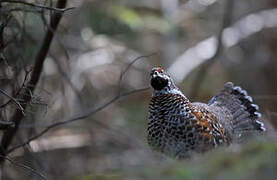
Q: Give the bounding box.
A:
[190,103,229,145]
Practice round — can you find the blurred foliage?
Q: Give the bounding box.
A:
[89,7,134,38]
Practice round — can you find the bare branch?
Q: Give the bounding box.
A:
[0,88,25,115]
[7,87,149,153]
[1,0,74,13]
[118,52,156,93]
[0,155,47,180]
[7,52,152,153]
[0,0,68,164]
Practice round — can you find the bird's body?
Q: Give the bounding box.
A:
[148,67,265,158]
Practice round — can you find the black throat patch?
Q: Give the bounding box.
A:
[151,77,168,90]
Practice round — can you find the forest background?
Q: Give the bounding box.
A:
[0,0,277,179]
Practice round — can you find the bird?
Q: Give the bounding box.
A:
[147,67,266,158]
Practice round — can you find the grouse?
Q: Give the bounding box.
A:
[148,67,266,158]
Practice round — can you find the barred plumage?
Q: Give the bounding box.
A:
[148,67,266,158]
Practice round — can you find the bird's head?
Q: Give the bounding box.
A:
[150,67,177,91]
[150,67,170,90]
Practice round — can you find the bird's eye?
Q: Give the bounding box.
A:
[158,68,163,73]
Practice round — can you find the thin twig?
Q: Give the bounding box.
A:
[1,0,74,13]
[7,87,149,153]
[7,52,152,153]
[0,0,68,164]
[0,155,47,180]
[0,57,31,109]
[0,88,25,115]
[118,53,156,94]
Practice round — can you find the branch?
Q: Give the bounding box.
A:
[0,88,25,115]
[0,155,47,180]
[118,53,156,96]
[7,87,150,154]
[1,0,74,13]
[0,0,67,163]
[189,0,234,98]
[6,52,153,153]
[6,50,153,153]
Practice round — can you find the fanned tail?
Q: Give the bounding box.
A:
[208,82,266,136]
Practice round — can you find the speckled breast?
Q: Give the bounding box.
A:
[147,94,219,158]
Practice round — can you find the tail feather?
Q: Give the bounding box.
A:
[231,83,265,131]
[209,82,266,135]
[232,108,247,119]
